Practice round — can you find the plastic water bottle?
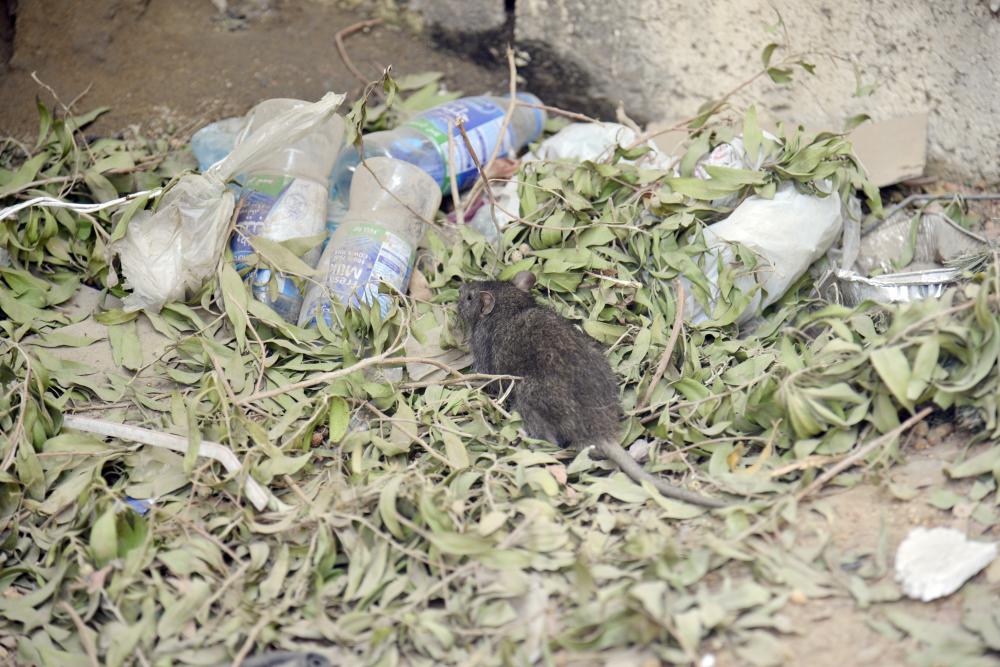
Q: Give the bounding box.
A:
[190,116,246,174]
[327,93,546,213]
[229,99,344,322]
[298,157,442,327]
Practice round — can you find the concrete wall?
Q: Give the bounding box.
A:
[411,0,1000,182]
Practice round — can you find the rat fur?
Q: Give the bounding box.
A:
[457,271,725,509]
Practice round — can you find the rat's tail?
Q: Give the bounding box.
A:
[598,441,727,509]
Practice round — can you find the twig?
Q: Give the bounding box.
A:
[237,352,466,405]
[60,415,286,512]
[796,407,933,501]
[516,101,599,124]
[334,18,384,88]
[864,192,1000,236]
[627,53,813,150]
[638,282,686,410]
[887,295,999,345]
[58,601,100,667]
[768,454,839,479]
[456,122,503,268]
[447,118,464,224]
[231,612,272,667]
[466,47,519,211]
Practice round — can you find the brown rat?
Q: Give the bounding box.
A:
[457,270,726,509]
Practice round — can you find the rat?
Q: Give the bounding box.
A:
[457,270,726,509]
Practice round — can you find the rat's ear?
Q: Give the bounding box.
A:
[479,291,495,315]
[512,271,536,292]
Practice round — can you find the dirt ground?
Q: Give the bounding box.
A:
[2,2,999,667]
[0,0,507,141]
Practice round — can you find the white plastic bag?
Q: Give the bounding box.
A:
[114,92,345,313]
[683,180,844,325]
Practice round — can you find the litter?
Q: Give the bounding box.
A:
[114,92,345,313]
[823,197,993,306]
[61,414,288,512]
[190,116,246,174]
[328,92,546,208]
[228,98,345,322]
[894,526,997,601]
[468,124,832,327]
[684,180,844,325]
[299,156,442,326]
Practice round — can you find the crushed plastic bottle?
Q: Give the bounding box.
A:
[298,157,441,327]
[327,93,546,218]
[229,98,344,322]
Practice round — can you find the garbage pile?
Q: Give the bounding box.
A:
[1,70,999,667]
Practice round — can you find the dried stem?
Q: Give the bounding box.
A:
[796,407,933,501]
[334,18,384,89]
[456,121,504,269]
[58,601,100,667]
[638,281,686,411]
[236,352,469,405]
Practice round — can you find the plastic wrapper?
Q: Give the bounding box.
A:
[114,92,345,313]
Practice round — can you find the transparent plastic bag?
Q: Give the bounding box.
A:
[114,91,345,312]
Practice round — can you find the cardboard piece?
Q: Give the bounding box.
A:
[847,112,928,187]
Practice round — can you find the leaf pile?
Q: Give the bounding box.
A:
[2,68,999,666]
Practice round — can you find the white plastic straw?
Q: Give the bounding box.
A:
[62,414,289,512]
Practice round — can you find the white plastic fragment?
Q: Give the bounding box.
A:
[113,91,345,313]
[894,526,998,601]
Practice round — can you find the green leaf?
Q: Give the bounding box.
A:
[761,43,779,68]
[156,578,212,638]
[0,152,48,198]
[766,67,793,84]
[844,113,872,133]
[870,347,914,411]
[441,430,469,470]
[328,397,350,443]
[248,235,321,277]
[107,320,143,371]
[378,475,406,540]
[220,263,249,349]
[90,506,118,566]
[429,531,492,556]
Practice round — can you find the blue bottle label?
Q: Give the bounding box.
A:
[230,174,326,321]
[402,96,513,193]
